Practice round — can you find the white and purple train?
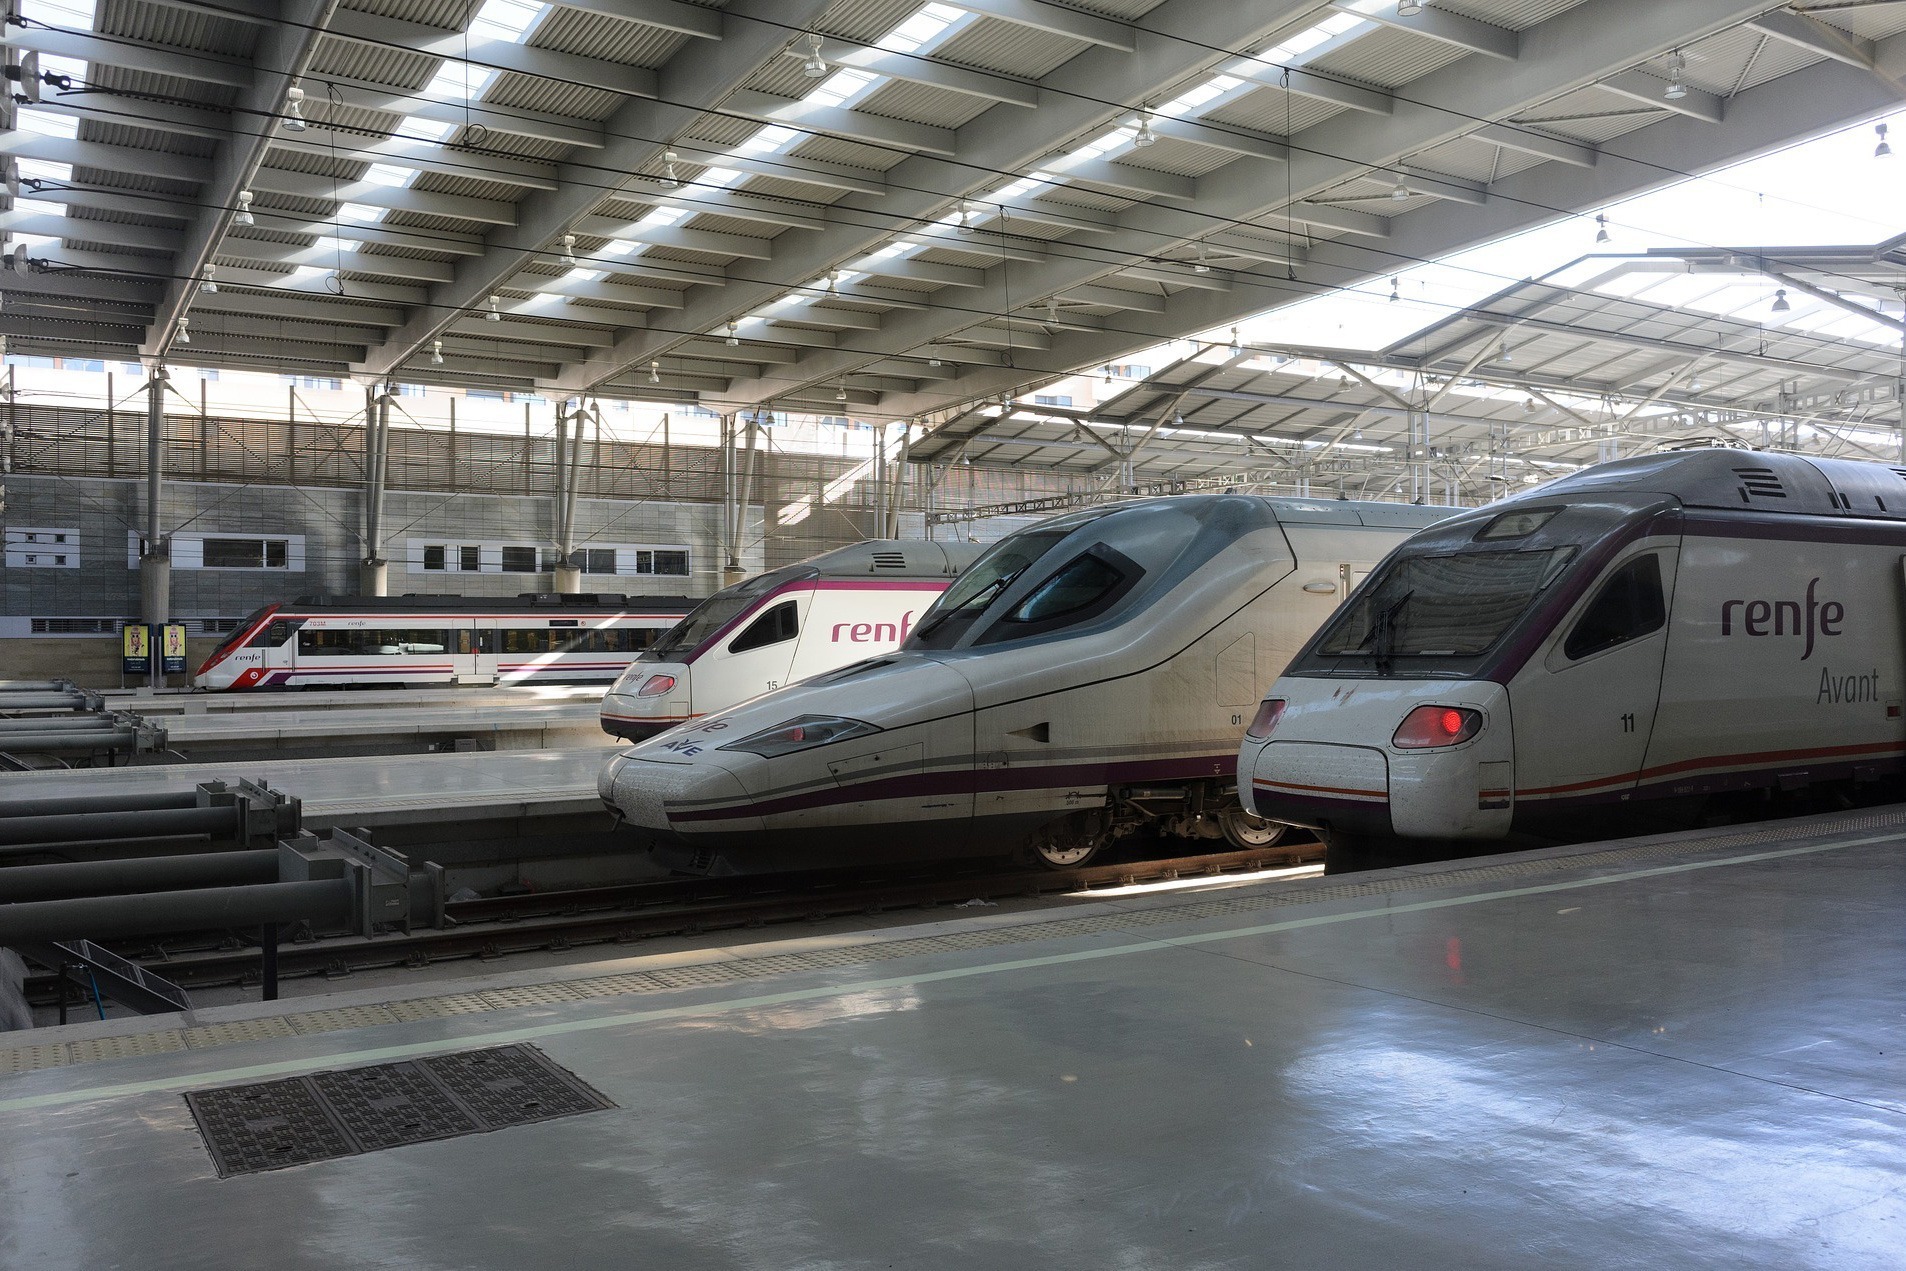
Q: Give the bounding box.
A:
[600,495,1447,873]
[1240,448,1906,869]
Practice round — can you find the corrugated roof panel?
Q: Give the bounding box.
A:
[339,0,481,33]
[1434,0,1589,30]
[634,245,734,267]
[746,56,824,98]
[259,149,368,180]
[679,115,761,149]
[384,209,493,235]
[1033,186,1135,214]
[357,241,460,263]
[815,0,926,43]
[309,36,438,90]
[783,134,911,172]
[77,120,217,157]
[1732,32,1828,95]
[96,0,256,57]
[1825,5,1906,40]
[1509,86,1669,146]
[466,129,576,162]
[1306,24,1474,89]
[933,18,1088,80]
[482,73,625,121]
[1405,133,1550,182]
[89,64,237,109]
[678,212,793,238]
[733,175,857,205]
[1202,88,1347,137]
[529,9,691,67]
[411,171,535,203]
[1113,139,1245,179]
[854,79,994,130]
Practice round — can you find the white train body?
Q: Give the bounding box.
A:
[1239,449,1906,860]
[194,594,693,690]
[599,495,1448,873]
[598,541,980,741]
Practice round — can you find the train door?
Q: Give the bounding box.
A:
[1510,546,1679,802]
[453,624,491,685]
[714,593,807,698]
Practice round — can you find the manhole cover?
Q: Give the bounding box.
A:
[186,1044,613,1177]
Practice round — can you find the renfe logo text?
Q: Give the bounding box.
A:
[832,611,916,643]
[1720,577,1842,661]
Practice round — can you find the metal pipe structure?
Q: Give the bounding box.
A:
[0,806,241,847]
[0,791,200,818]
[552,401,583,594]
[0,728,141,753]
[0,851,280,903]
[359,383,390,595]
[0,879,354,944]
[140,366,171,690]
[0,836,213,864]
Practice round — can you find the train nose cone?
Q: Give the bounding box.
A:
[600,752,763,836]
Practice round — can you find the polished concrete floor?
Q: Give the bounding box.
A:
[2,812,1903,1269]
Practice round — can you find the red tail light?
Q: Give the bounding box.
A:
[1393,705,1482,749]
[1244,698,1287,740]
[636,673,677,698]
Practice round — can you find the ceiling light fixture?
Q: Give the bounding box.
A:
[282,83,308,132]
[430,338,443,365]
[177,317,190,345]
[1877,124,1892,159]
[1397,1,1422,15]
[560,234,577,266]
[1173,412,1185,427]
[234,190,254,226]
[726,319,739,346]
[1771,287,1791,313]
[1498,340,1512,363]
[826,269,839,294]
[1228,326,1242,357]
[1388,276,1400,302]
[1594,213,1610,245]
[199,266,217,294]
[486,294,502,321]
[803,32,828,79]
[1665,51,1687,101]
[958,202,975,235]
[836,384,848,402]
[662,150,681,188]
[1193,244,1210,274]
[649,360,660,384]
[1133,112,1155,148]
[928,347,943,367]
[1391,173,1409,201]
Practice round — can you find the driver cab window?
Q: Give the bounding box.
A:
[1564,554,1665,660]
[729,600,800,653]
[1008,554,1124,624]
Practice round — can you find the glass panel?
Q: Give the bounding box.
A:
[1316,548,1576,659]
[500,546,537,573]
[728,601,800,653]
[202,538,264,569]
[423,545,446,571]
[460,545,481,571]
[264,541,288,568]
[1007,555,1124,624]
[1564,555,1665,660]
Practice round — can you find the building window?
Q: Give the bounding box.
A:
[500,545,538,573]
[1105,364,1150,379]
[584,548,617,574]
[201,538,290,569]
[643,549,689,577]
[422,545,447,571]
[7,527,80,569]
[460,545,482,572]
[1033,395,1073,407]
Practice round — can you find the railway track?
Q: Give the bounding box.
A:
[29,842,1323,996]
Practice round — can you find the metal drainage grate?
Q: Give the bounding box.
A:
[185,1044,613,1177]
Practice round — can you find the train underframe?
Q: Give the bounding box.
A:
[1021,780,1287,869]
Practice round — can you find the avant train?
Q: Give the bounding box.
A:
[600,540,981,741]
[600,494,1448,873]
[196,593,694,690]
[1240,448,1906,868]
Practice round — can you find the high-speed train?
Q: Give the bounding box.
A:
[599,540,982,741]
[599,494,1450,874]
[1239,448,1906,870]
[195,593,694,690]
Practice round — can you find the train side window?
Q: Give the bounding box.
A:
[1564,555,1665,661]
[980,546,1144,644]
[262,621,294,647]
[729,601,800,653]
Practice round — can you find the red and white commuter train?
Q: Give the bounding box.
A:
[1240,448,1906,869]
[195,593,695,690]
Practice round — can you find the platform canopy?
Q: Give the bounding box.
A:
[5,0,1906,425]
[907,238,1906,511]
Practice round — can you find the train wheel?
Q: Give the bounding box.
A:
[1218,805,1288,850]
[1025,812,1106,870]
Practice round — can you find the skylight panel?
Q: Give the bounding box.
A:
[364,163,413,186]
[337,202,384,223]
[17,109,77,139]
[879,3,965,52]
[470,0,545,44]
[401,117,456,143]
[428,62,495,102]
[806,68,879,109]
[29,0,94,28]
[15,197,63,216]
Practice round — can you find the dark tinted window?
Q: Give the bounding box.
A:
[501,546,538,573]
[298,628,451,656]
[1564,555,1665,660]
[460,545,481,571]
[423,545,446,571]
[586,548,617,574]
[262,620,294,647]
[1008,555,1124,623]
[1317,548,1576,659]
[729,600,800,653]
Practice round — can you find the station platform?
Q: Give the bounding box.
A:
[151,699,611,761]
[106,684,609,716]
[0,746,609,831]
[3,807,1901,1267]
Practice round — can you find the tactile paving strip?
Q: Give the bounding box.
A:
[10,812,1904,1076]
[186,1044,612,1177]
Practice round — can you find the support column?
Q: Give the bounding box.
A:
[140,366,171,691]
[553,400,583,594]
[358,383,389,595]
[720,414,745,588]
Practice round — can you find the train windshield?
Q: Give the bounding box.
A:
[644,568,810,661]
[906,528,1072,649]
[207,606,273,660]
[1314,547,1576,665]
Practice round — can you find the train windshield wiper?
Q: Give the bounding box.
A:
[913,565,1029,638]
[1370,589,1414,675]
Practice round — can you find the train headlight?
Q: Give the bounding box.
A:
[1244,698,1286,740]
[1392,705,1482,749]
[635,674,678,698]
[719,715,879,758]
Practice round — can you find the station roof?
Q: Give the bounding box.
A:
[5,0,1905,424]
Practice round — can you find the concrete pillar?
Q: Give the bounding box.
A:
[554,564,583,594]
[357,559,388,595]
[359,384,389,595]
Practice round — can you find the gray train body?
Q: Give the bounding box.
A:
[1239,448,1906,869]
[600,494,1447,874]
